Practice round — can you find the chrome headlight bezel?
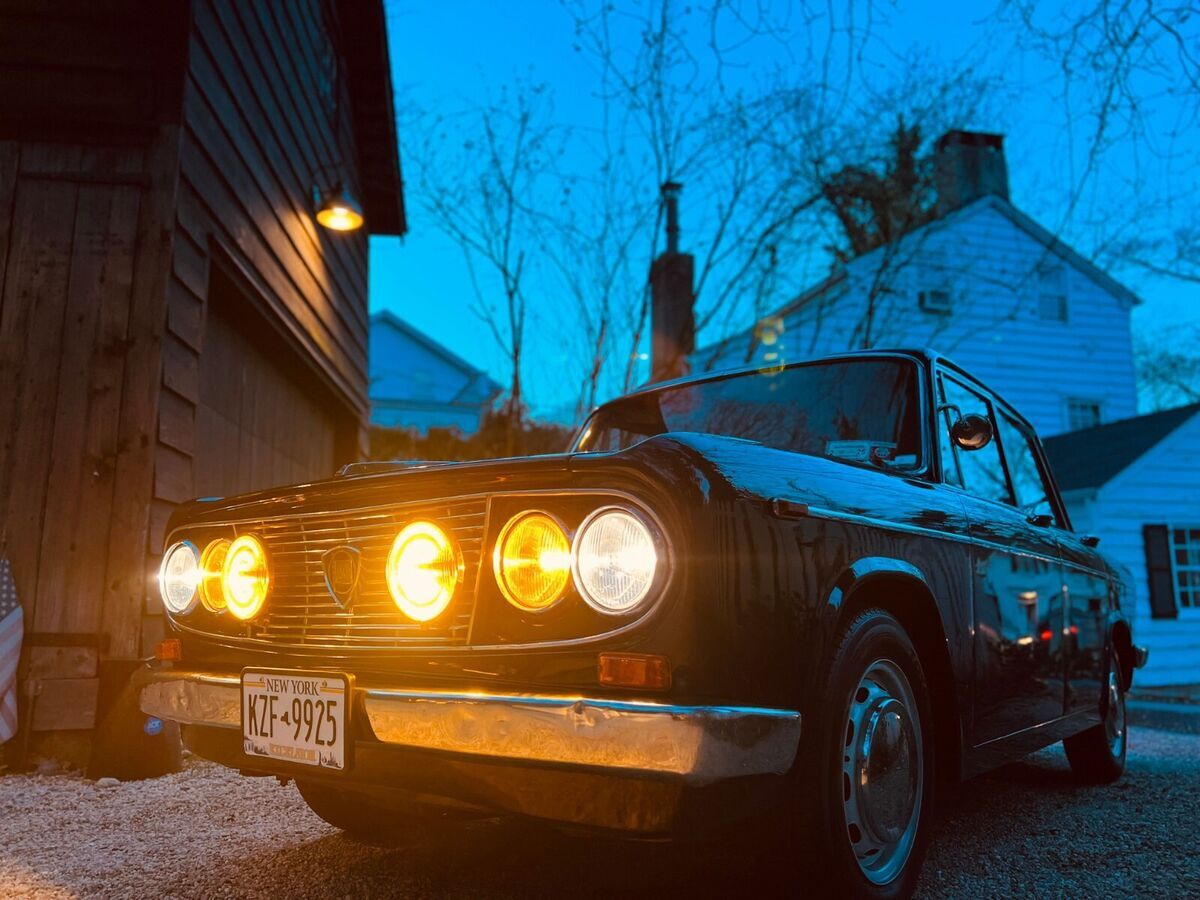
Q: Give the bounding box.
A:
[159,540,201,616]
[570,505,665,616]
[492,510,573,614]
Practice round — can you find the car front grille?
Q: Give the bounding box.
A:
[228,497,486,651]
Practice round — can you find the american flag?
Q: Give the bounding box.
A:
[0,557,23,743]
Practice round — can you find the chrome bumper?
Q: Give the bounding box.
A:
[137,669,801,786]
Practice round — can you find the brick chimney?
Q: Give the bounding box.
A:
[934,130,1010,216]
[649,182,695,383]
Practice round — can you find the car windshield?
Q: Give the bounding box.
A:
[573,358,923,471]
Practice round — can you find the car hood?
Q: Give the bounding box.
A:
[168,431,942,533]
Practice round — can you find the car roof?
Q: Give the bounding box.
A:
[620,349,936,398]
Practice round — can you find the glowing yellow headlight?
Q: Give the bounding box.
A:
[222,535,270,621]
[386,521,461,622]
[493,512,571,612]
[199,539,230,612]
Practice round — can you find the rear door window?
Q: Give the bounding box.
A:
[996,412,1059,525]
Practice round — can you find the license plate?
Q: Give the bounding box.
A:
[241,670,348,770]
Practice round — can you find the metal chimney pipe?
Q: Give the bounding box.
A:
[662,181,682,254]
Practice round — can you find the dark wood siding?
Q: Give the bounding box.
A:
[0,134,181,668]
[194,270,339,497]
[170,0,369,412]
[0,1,381,744]
[154,1,369,557]
[0,0,187,143]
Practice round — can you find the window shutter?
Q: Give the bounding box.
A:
[1143,524,1178,619]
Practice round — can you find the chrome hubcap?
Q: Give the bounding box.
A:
[1105,670,1125,757]
[841,659,923,885]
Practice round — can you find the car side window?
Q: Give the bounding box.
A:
[938,375,1014,505]
[996,412,1058,525]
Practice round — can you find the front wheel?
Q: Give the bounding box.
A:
[796,608,935,899]
[297,781,462,844]
[1063,658,1127,783]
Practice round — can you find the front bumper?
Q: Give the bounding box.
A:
[136,667,801,787]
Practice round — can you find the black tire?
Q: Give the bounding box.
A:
[795,608,935,899]
[1063,657,1127,784]
[296,781,456,843]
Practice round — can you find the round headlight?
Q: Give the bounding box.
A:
[199,539,230,612]
[159,541,200,615]
[222,535,270,621]
[386,521,461,622]
[572,508,660,615]
[493,512,571,612]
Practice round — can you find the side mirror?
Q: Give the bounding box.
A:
[1082,535,1101,548]
[951,413,994,451]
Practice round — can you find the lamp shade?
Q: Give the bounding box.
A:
[315,186,364,231]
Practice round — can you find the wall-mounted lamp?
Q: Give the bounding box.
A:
[315,185,364,232]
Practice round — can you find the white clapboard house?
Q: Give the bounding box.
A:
[369,311,502,435]
[1044,405,1200,685]
[698,130,1198,685]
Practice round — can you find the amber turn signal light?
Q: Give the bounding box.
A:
[154,638,183,661]
[598,653,671,690]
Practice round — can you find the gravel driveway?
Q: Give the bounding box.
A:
[1,726,1196,898]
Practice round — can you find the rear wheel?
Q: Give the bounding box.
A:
[795,608,935,899]
[1063,658,1127,783]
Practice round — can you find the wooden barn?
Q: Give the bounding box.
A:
[0,0,404,760]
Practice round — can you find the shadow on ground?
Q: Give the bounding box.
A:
[179,750,1104,898]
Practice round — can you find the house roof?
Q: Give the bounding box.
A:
[338,0,406,235]
[737,192,1140,338]
[850,193,1141,308]
[1043,402,1200,492]
[370,311,502,399]
[981,195,1139,307]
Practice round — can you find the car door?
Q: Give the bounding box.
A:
[935,371,1067,746]
[1042,482,1112,721]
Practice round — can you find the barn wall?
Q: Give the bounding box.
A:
[0,1,383,746]
[0,132,182,710]
[0,0,187,146]
[151,0,369,556]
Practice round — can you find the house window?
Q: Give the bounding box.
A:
[1038,292,1068,322]
[1170,528,1200,612]
[1066,398,1102,431]
[919,289,951,314]
[1037,262,1068,322]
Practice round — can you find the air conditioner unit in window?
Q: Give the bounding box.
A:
[919,289,952,314]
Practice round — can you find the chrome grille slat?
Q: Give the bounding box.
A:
[207,498,486,651]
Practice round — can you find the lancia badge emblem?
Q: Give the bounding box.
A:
[321,546,361,608]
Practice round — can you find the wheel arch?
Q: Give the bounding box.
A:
[827,561,964,784]
[1109,617,1135,691]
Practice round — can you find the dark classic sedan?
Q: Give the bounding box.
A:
[140,349,1147,897]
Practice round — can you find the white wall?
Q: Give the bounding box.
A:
[701,199,1138,437]
[1063,412,1200,686]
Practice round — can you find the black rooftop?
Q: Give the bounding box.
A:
[1043,403,1200,492]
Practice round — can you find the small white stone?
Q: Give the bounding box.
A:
[95,777,120,788]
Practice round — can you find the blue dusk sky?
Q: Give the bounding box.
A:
[369,1,1197,422]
